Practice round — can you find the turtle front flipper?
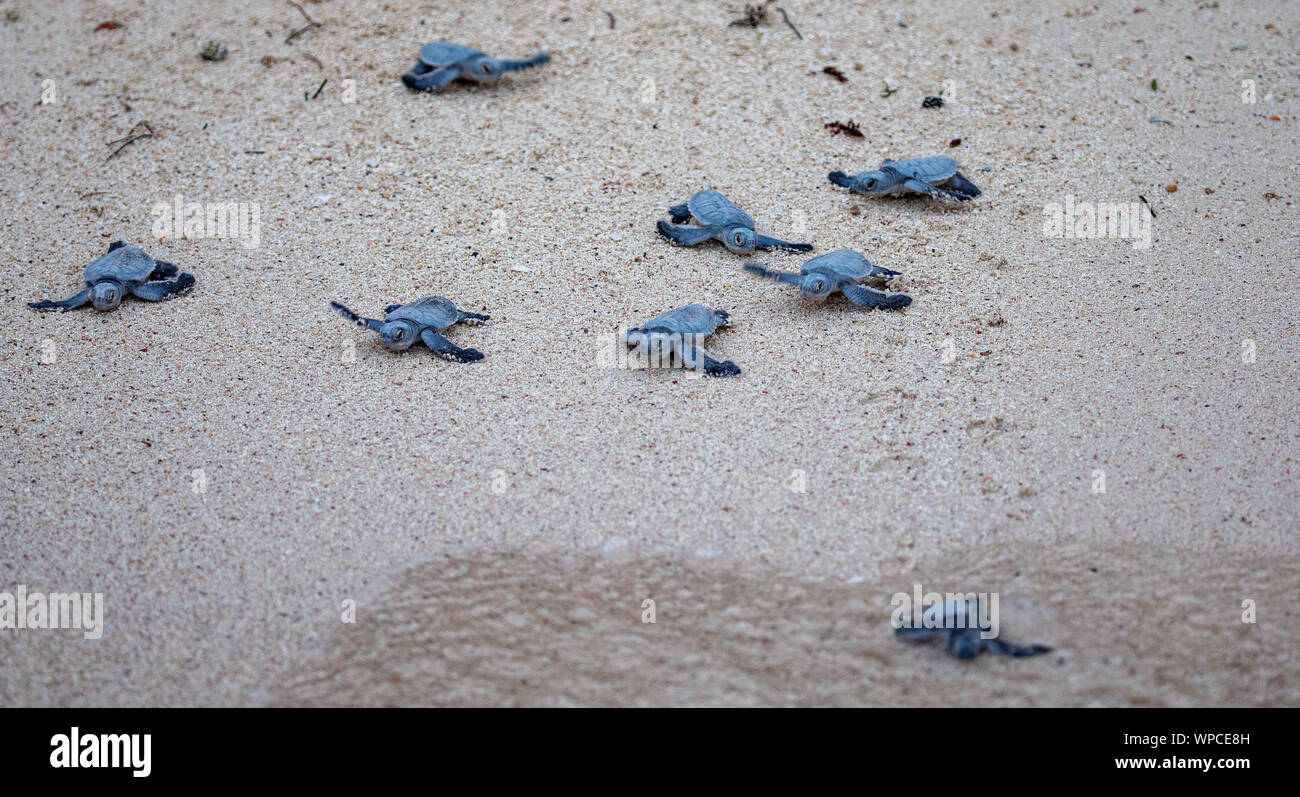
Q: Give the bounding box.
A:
[743,262,802,286]
[420,329,484,362]
[681,343,740,377]
[828,171,857,190]
[754,234,813,253]
[842,283,910,310]
[28,287,92,312]
[132,273,196,302]
[903,178,970,201]
[331,301,385,332]
[986,637,1052,658]
[656,220,714,246]
[402,66,460,92]
[499,52,550,72]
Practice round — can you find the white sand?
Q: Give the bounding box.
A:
[1,0,1296,706]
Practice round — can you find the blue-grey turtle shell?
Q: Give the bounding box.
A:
[687,190,753,230]
[386,295,460,329]
[84,245,157,284]
[882,156,959,183]
[417,41,484,68]
[801,249,878,282]
[637,304,723,336]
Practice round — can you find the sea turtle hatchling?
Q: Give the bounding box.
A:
[656,190,813,255]
[744,249,911,310]
[330,296,489,363]
[401,41,550,92]
[28,241,195,312]
[894,598,1052,660]
[624,304,740,377]
[829,156,982,201]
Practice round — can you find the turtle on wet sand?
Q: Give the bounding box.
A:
[624,304,740,377]
[744,249,911,310]
[402,41,550,92]
[331,296,489,362]
[656,190,812,254]
[28,241,194,312]
[895,598,1052,660]
[829,156,981,201]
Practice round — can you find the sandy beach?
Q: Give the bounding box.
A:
[1,0,1297,706]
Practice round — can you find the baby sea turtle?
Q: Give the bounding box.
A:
[28,241,195,312]
[829,156,981,201]
[330,296,489,363]
[656,190,812,255]
[401,41,550,92]
[895,599,1052,660]
[744,249,911,310]
[624,304,740,377]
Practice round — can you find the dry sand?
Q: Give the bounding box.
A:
[1,0,1297,706]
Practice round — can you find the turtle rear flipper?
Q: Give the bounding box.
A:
[656,220,713,246]
[29,288,91,312]
[149,261,179,280]
[947,172,982,198]
[667,201,692,224]
[132,273,196,302]
[500,53,550,72]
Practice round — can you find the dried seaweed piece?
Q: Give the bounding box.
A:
[200,40,228,61]
[824,120,864,138]
[823,66,848,83]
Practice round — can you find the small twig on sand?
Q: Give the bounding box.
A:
[105,120,154,161]
[285,0,321,44]
[777,7,801,39]
[822,66,847,83]
[306,78,327,100]
[1138,195,1156,218]
[729,2,801,39]
[605,11,615,29]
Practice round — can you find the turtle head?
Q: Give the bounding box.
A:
[946,628,982,660]
[854,170,892,196]
[379,320,418,350]
[468,55,504,82]
[90,280,124,311]
[799,274,833,300]
[722,227,756,254]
